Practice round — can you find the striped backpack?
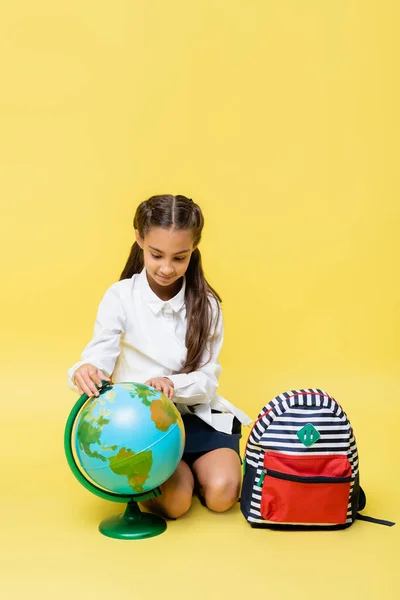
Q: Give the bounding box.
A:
[240,388,394,529]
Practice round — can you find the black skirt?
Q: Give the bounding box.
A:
[181,411,242,466]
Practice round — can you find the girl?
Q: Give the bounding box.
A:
[68,194,251,519]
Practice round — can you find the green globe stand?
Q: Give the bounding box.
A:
[64,381,168,540]
[99,498,167,540]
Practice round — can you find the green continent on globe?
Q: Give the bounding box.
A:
[108,447,153,493]
[125,382,158,406]
[150,396,179,431]
[77,400,118,462]
[77,404,111,462]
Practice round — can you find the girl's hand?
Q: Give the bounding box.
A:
[74,363,111,397]
[145,377,175,400]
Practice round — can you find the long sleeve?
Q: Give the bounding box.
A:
[168,299,223,406]
[67,284,127,392]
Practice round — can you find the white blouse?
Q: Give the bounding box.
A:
[67,268,252,434]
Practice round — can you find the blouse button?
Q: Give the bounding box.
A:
[163,306,173,319]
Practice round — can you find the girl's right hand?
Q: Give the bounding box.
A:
[74,363,111,397]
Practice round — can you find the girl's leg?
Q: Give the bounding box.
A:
[141,460,194,519]
[192,448,242,512]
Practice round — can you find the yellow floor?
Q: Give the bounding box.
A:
[2,371,399,600]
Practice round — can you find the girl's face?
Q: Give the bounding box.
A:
[136,226,195,293]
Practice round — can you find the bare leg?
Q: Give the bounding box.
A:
[192,448,242,512]
[141,460,194,519]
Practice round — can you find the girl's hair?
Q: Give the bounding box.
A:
[120,194,221,373]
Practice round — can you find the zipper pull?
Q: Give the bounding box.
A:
[257,470,266,487]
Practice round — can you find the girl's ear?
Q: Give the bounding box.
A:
[135,230,144,249]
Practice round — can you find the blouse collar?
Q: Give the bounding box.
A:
[138,268,186,315]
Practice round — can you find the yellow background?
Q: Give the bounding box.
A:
[1,1,399,599]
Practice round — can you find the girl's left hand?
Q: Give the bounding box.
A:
[145,377,175,400]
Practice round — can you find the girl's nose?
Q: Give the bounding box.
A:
[160,263,174,275]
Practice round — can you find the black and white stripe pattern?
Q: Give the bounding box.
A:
[243,389,359,526]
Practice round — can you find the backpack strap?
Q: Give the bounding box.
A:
[356,486,395,526]
[356,513,395,527]
[358,486,366,510]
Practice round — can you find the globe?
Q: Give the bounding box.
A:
[64,381,185,539]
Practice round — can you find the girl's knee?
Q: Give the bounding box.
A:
[162,489,193,519]
[142,487,193,519]
[143,460,194,519]
[202,476,241,513]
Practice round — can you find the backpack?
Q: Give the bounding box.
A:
[240,388,394,529]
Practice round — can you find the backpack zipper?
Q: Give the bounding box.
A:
[257,468,352,486]
[257,470,266,487]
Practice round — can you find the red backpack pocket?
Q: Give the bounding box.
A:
[259,452,352,525]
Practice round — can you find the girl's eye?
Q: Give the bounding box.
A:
[150,254,187,261]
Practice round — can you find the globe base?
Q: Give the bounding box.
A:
[99,500,167,540]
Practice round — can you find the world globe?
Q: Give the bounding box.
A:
[64,381,185,539]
